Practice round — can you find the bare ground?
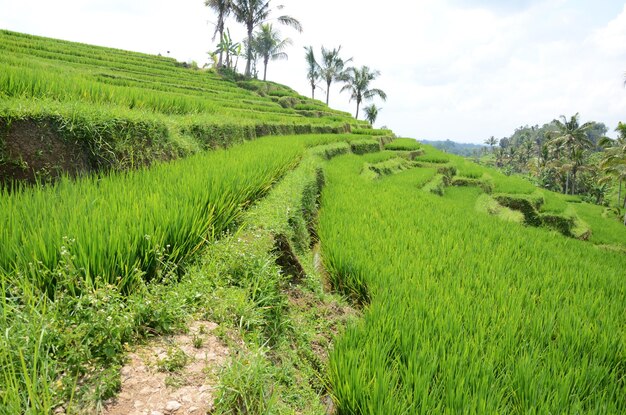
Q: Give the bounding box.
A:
[103,321,229,415]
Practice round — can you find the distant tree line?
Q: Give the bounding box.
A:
[423,140,488,157]
[484,114,626,217]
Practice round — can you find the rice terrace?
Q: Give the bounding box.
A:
[0,1,625,414]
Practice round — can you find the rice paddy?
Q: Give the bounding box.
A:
[1,28,625,414]
[319,149,626,413]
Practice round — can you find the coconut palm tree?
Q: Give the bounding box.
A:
[548,113,594,194]
[230,0,302,77]
[252,24,291,81]
[340,66,387,119]
[318,46,350,105]
[363,104,381,125]
[484,136,497,153]
[600,135,626,216]
[205,0,232,68]
[304,46,319,99]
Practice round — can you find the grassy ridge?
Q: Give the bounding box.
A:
[320,151,626,412]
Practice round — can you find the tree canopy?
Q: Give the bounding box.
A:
[340,65,387,119]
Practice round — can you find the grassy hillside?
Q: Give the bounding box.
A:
[0,29,376,184]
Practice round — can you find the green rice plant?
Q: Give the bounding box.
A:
[413,145,451,163]
[363,158,422,179]
[319,152,626,413]
[0,28,363,168]
[475,193,525,223]
[351,128,392,136]
[540,189,570,213]
[422,174,446,196]
[384,138,421,151]
[0,135,306,295]
[571,202,626,247]
[349,139,380,155]
[311,142,351,160]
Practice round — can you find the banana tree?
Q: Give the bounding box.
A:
[214,29,240,70]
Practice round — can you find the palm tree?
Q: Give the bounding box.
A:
[318,46,350,105]
[230,0,302,77]
[600,135,626,217]
[484,136,497,152]
[548,113,594,194]
[363,104,381,125]
[205,0,232,68]
[251,24,291,81]
[304,46,319,99]
[340,66,387,119]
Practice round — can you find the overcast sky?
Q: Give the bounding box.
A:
[2,0,626,143]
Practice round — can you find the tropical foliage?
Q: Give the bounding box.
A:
[318,46,350,105]
[340,65,387,119]
[484,114,624,209]
[229,0,302,77]
[363,103,381,125]
[252,23,291,81]
[304,45,319,99]
[205,0,232,67]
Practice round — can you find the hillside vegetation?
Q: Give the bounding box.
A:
[0,29,375,184]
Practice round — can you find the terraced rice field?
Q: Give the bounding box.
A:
[319,145,626,413]
[1,29,624,414]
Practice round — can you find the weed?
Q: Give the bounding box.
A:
[157,346,189,373]
[192,334,204,349]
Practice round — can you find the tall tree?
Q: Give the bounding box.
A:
[600,134,626,221]
[318,46,350,105]
[230,0,302,77]
[205,0,232,68]
[340,66,387,119]
[252,24,291,81]
[484,136,497,152]
[548,113,593,194]
[363,104,381,125]
[304,46,319,99]
[213,29,240,69]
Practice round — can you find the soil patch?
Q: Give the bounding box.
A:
[0,119,91,185]
[103,321,229,415]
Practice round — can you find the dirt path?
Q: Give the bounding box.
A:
[103,321,229,415]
